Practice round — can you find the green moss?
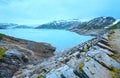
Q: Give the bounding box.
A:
[34,68,41,73]
[110,66,120,78]
[0,33,5,38]
[108,24,118,30]
[100,62,108,68]
[0,47,7,60]
[109,53,120,63]
[36,75,44,78]
[109,54,120,59]
[79,63,84,71]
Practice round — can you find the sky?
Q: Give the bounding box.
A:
[0,0,120,25]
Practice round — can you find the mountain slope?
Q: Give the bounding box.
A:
[35,17,118,36]
[35,20,82,29]
[0,23,32,29]
[35,17,116,30]
[74,17,116,29]
[0,33,56,77]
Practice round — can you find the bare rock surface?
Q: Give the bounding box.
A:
[12,31,120,78]
[0,35,56,78]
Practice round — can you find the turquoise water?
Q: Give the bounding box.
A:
[0,29,93,52]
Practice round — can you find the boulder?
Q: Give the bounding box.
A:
[78,57,113,78]
[94,52,120,69]
[0,49,29,78]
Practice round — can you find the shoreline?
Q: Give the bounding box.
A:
[0,28,120,78]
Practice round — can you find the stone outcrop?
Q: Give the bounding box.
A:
[0,35,56,57]
[0,49,28,78]
[0,34,56,78]
[12,31,120,78]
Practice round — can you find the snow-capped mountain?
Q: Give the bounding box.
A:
[0,23,32,29]
[35,17,119,30]
[35,19,82,29]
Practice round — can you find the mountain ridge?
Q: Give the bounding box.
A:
[0,23,33,29]
[35,17,118,30]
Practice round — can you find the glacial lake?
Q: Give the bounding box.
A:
[0,29,93,53]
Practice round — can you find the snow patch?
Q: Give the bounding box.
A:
[104,19,120,29]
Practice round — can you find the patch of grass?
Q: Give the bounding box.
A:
[110,66,120,78]
[109,54,120,59]
[0,33,5,38]
[36,75,44,78]
[108,24,118,30]
[0,47,7,60]
[100,62,108,68]
[109,53,120,63]
[79,63,84,71]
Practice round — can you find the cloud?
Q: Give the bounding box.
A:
[0,0,120,24]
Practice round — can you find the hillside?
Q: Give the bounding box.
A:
[0,34,55,78]
[35,20,82,29]
[109,29,120,63]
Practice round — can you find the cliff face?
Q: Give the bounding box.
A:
[12,31,120,78]
[0,34,56,78]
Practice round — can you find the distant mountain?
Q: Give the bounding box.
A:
[0,23,32,29]
[0,23,17,29]
[35,16,119,36]
[35,17,117,30]
[73,17,116,29]
[70,17,119,36]
[35,20,82,29]
[12,25,32,29]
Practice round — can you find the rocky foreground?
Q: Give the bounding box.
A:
[11,31,120,78]
[0,34,56,78]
